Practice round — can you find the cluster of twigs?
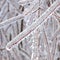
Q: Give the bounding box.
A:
[0,0,60,60]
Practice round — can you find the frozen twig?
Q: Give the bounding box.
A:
[43,28,51,60]
[7,0,20,12]
[50,25,60,60]
[0,2,39,29]
[6,0,60,51]
[0,14,24,29]
[18,46,31,60]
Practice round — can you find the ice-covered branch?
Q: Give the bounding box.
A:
[6,0,60,51]
[0,2,39,29]
[0,14,24,29]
